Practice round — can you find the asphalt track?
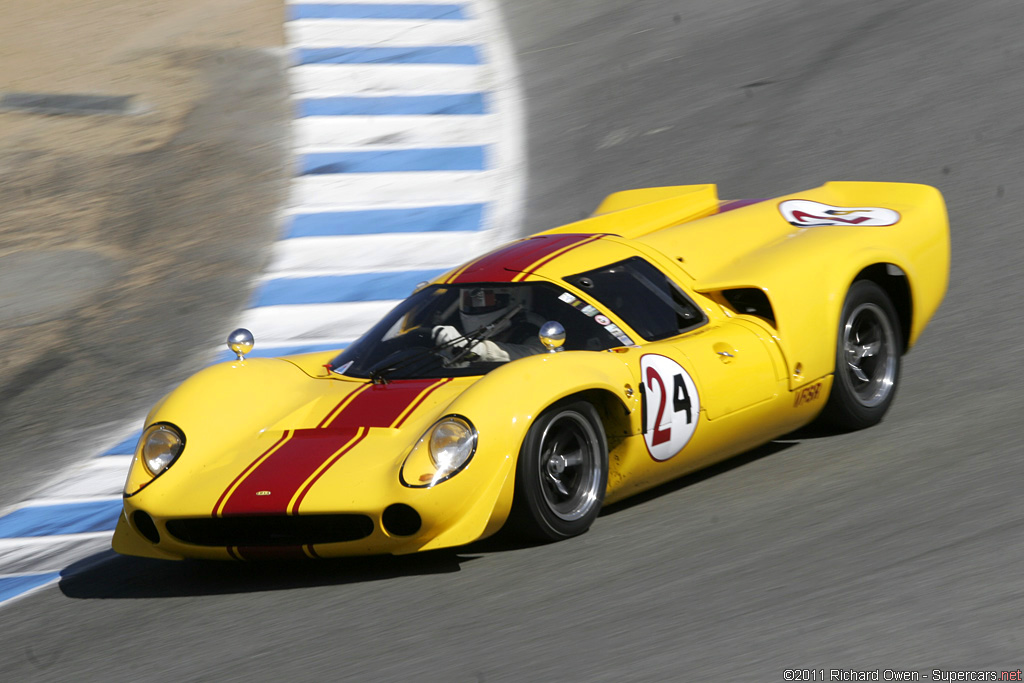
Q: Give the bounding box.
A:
[4,0,1024,680]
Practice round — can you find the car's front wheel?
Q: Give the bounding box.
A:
[507,400,608,541]
[819,280,903,431]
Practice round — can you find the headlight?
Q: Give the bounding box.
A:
[429,417,476,476]
[141,424,185,476]
[401,415,477,487]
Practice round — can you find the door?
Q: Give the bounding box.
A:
[672,322,778,420]
[632,323,779,464]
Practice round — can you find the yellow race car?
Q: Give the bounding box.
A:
[113,182,949,560]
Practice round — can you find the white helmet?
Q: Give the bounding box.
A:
[459,287,514,332]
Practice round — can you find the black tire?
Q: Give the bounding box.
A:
[818,280,903,431]
[506,400,608,542]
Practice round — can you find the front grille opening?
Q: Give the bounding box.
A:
[133,511,160,544]
[166,514,374,547]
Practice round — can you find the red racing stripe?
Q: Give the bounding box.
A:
[393,377,452,429]
[212,430,292,517]
[316,382,371,429]
[450,234,597,283]
[511,233,606,281]
[220,428,360,516]
[288,427,369,514]
[321,379,443,429]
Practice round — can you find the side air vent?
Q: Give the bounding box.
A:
[722,289,776,326]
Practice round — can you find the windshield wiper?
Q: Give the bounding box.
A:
[367,327,483,384]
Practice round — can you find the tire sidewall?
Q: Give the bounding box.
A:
[512,400,608,541]
[823,280,903,430]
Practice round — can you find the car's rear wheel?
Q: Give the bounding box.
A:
[819,280,903,431]
[507,400,607,541]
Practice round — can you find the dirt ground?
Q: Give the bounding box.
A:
[0,0,290,502]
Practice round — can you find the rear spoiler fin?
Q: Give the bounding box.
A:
[536,184,720,240]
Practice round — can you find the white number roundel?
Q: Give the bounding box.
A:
[640,354,700,461]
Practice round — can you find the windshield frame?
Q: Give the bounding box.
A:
[328,279,630,380]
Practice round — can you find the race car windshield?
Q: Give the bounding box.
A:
[328,282,623,380]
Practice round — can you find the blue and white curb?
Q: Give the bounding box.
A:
[245,0,524,351]
[0,0,525,607]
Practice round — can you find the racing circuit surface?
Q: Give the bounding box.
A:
[3,0,1024,680]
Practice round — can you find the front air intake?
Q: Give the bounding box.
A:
[166,514,374,547]
[133,511,160,544]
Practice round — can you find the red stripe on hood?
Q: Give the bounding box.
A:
[394,378,452,428]
[220,428,360,516]
[216,378,450,517]
[289,428,369,514]
[321,379,442,429]
[212,430,291,517]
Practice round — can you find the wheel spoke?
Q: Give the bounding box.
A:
[545,471,570,497]
[562,448,584,467]
[848,360,870,383]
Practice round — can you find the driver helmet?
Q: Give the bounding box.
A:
[459,286,515,332]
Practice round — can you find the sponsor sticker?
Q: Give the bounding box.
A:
[610,331,634,346]
[779,199,900,227]
[556,290,633,345]
[603,323,633,346]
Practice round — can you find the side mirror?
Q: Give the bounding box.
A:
[227,328,254,361]
[539,321,565,353]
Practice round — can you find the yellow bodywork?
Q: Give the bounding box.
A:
[113,182,948,560]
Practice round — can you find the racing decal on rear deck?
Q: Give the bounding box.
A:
[640,354,700,461]
[779,200,900,227]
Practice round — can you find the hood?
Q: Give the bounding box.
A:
[139,356,476,516]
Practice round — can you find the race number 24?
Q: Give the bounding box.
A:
[640,354,700,461]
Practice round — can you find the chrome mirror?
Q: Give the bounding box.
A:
[539,321,565,353]
[227,328,254,361]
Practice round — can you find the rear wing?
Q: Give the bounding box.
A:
[537,184,720,240]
